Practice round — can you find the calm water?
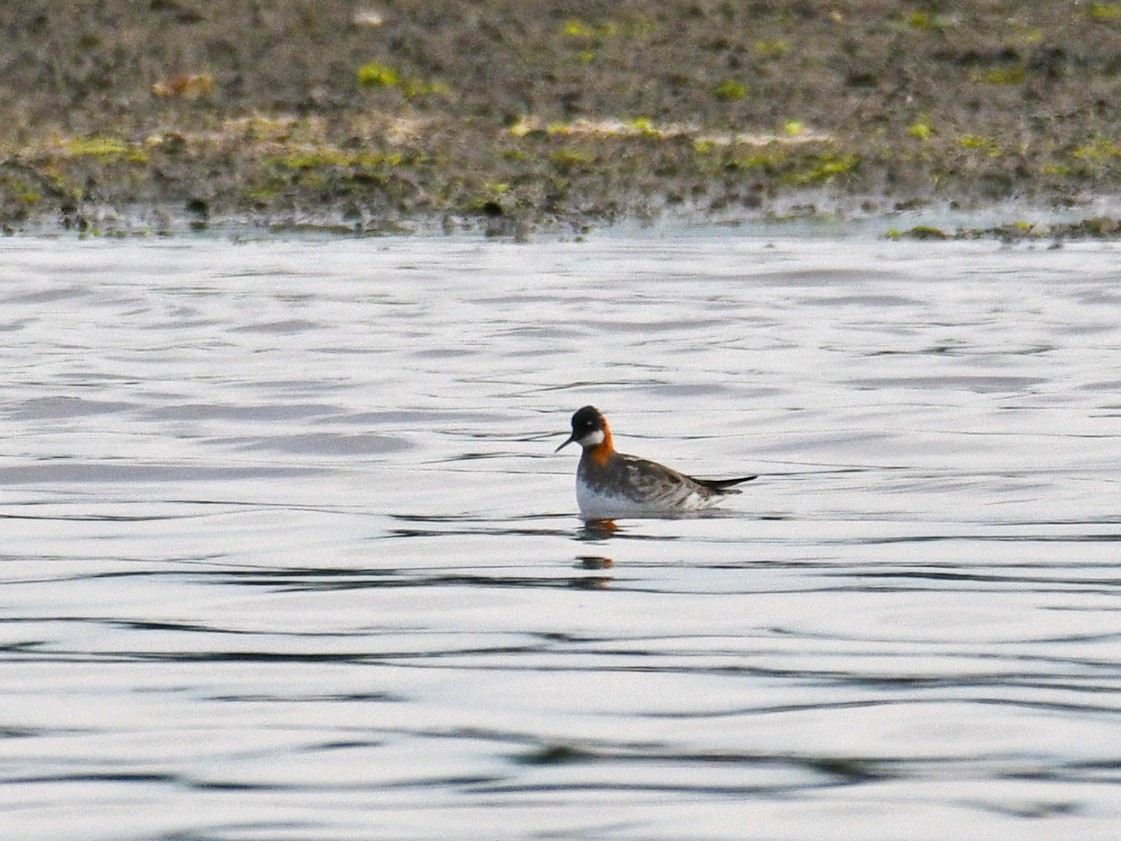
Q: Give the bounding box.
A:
[2,233,1120,840]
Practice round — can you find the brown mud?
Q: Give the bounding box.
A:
[5,1,1121,237]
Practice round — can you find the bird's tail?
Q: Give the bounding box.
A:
[692,475,757,494]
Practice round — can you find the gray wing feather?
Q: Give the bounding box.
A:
[620,454,717,505]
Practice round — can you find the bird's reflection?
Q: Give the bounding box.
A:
[571,555,613,589]
[571,520,617,587]
[575,555,613,570]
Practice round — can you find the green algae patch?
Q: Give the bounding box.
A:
[356,63,400,88]
[1071,138,1121,163]
[957,134,1002,157]
[273,147,413,172]
[908,121,933,140]
[754,39,790,59]
[12,186,41,207]
[795,152,859,184]
[549,148,597,170]
[65,137,129,158]
[60,136,148,164]
[276,148,356,170]
[712,80,748,102]
[973,65,1026,85]
[886,217,1121,243]
[356,63,449,98]
[0,163,55,226]
[560,15,655,41]
[889,225,949,240]
[906,10,957,31]
[703,140,858,186]
[1087,3,1121,21]
[561,18,608,40]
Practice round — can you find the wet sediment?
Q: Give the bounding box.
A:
[4,1,1121,237]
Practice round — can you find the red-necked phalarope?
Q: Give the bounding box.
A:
[555,405,756,518]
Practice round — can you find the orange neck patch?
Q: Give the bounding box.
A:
[588,425,614,465]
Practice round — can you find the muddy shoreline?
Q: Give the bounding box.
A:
[5,2,1121,238]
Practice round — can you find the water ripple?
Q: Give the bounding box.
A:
[3,237,1121,840]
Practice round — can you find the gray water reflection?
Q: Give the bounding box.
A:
[2,235,1120,840]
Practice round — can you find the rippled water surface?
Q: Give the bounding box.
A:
[3,233,1121,840]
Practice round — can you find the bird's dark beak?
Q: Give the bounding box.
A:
[555,433,575,453]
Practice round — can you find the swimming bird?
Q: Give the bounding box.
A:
[555,405,756,518]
